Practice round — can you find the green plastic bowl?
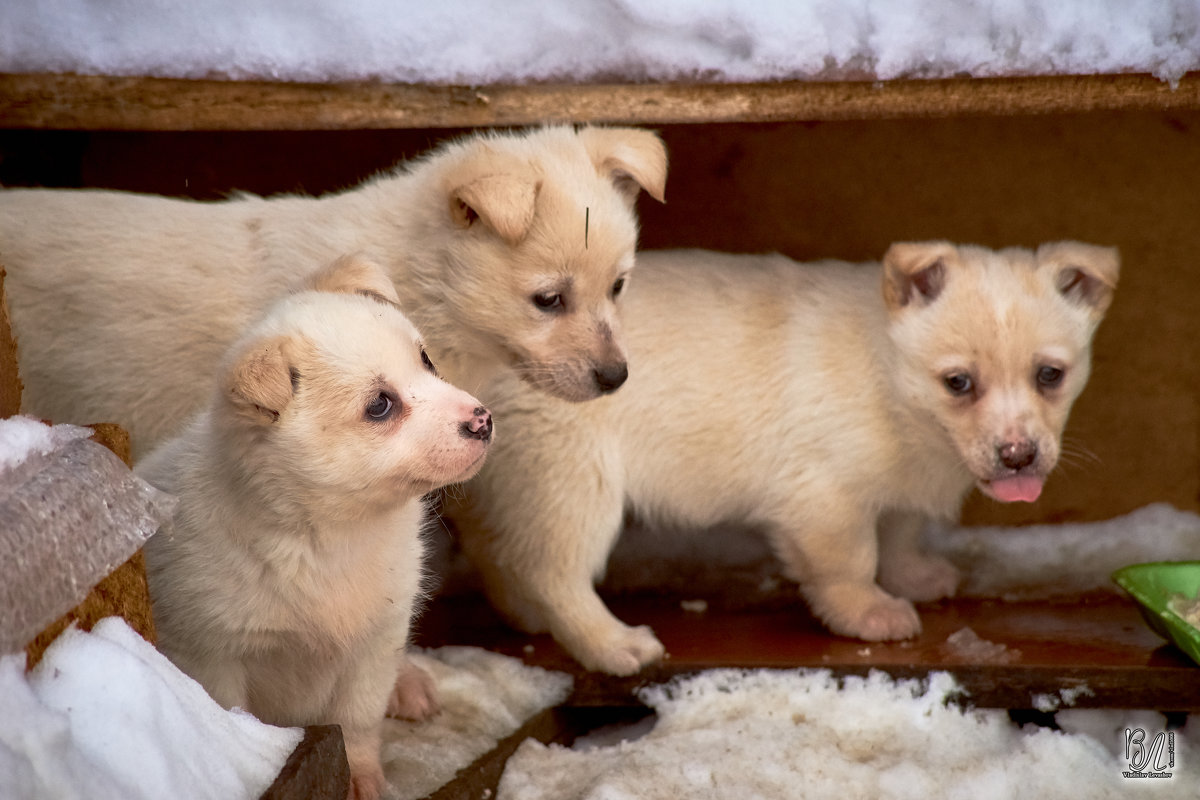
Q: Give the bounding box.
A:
[1112,561,1200,667]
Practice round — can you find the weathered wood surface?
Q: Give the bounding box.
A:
[260,725,349,800]
[418,592,1200,712]
[1,72,1198,131]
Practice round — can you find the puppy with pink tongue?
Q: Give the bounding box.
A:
[451,241,1118,675]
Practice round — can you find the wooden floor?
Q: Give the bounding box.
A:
[417,591,1200,712]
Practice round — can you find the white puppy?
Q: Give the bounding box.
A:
[449,243,1119,675]
[0,125,666,458]
[137,256,492,800]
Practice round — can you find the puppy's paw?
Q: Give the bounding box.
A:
[386,661,439,721]
[811,583,922,642]
[878,553,961,603]
[574,623,665,677]
[347,766,385,800]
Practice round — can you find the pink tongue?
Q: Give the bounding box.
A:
[989,476,1044,503]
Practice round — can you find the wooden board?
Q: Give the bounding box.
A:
[1,72,1199,131]
[416,592,1200,712]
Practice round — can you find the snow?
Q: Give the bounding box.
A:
[571,502,1200,606]
[0,415,90,472]
[1,1,1197,85]
[498,669,1194,800]
[1,617,569,800]
[927,503,1200,600]
[0,618,301,800]
[941,626,1020,664]
[381,646,572,800]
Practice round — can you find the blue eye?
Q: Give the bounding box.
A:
[365,391,398,421]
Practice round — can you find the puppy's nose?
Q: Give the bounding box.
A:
[593,362,628,394]
[998,440,1037,470]
[460,406,492,442]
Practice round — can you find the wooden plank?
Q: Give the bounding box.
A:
[424,706,650,800]
[416,592,1200,712]
[1,72,1198,131]
[260,725,349,800]
[0,268,21,416]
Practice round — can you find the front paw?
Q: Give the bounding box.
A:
[810,582,921,641]
[571,622,665,677]
[386,661,439,721]
[348,767,384,800]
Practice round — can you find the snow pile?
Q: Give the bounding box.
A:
[0,415,91,471]
[927,503,1200,600]
[381,646,572,800]
[0,1,1197,86]
[0,416,176,654]
[0,617,301,800]
[581,503,1200,606]
[498,669,1193,800]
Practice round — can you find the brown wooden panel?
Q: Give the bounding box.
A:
[1,72,1199,131]
[0,268,21,416]
[416,592,1200,711]
[260,725,349,800]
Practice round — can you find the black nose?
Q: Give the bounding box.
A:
[998,440,1037,470]
[593,362,628,394]
[460,407,492,442]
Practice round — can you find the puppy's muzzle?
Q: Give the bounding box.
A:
[592,362,629,394]
[460,407,493,442]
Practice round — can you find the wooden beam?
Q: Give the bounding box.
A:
[418,593,1200,712]
[1,72,1198,131]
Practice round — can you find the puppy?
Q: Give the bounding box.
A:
[449,242,1119,675]
[0,125,666,458]
[137,256,492,800]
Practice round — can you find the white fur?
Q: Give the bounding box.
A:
[449,243,1119,676]
[138,257,492,800]
[0,125,667,458]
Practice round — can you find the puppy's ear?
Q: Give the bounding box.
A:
[1037,241,1120,318]
[225,336,294,424]
[449,173,540,246]
[882,241,958,311]
[302,254,402,306]
[578,126,668,205]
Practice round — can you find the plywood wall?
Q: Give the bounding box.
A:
[1,110,1195,525]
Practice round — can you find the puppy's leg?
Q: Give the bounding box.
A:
[458,437,663,676]
[386,654,439,721]
[327,641,397,800]
[161,643,250,711]
[767,496,921,641]
[876,510,960,602]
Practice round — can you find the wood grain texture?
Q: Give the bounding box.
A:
[1,72,1198,131]
[417,592,1200,712]
[260,725,349,800]
[0,268,21,417]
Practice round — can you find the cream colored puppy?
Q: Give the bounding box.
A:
[1,125,665,458]
[137,256,492,800]
[450,242,1119,675]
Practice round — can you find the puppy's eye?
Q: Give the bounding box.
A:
[1036,365,1064,389]
[420,348,436,374]
[532,292,564,312]
[365,391,398,421]
[943,373,974,397]
[611,277,626,298]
